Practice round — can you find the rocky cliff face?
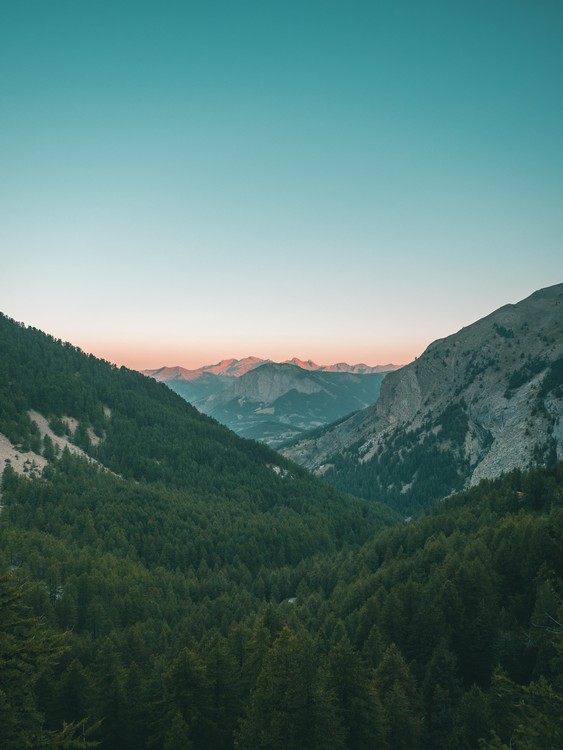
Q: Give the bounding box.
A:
[203,363,387,446]
[228,363,324,403]
[282,284,563,514]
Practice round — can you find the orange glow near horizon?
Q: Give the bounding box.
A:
[77,337,421,372]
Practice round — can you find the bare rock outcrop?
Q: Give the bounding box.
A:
[282,284,563,509]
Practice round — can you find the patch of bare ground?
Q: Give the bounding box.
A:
[28,410,89,458]
[61,415,79,435]
[0,410,115,484]
[26,410,115,476]
[0,433,46,477]
[87,426,101,446]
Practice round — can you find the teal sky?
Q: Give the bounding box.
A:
[2,1,562,369]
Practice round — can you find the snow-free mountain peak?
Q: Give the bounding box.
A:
[143,357,399,383]
[282,283,563,515]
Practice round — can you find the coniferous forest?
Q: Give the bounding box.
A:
[1,313,562,749]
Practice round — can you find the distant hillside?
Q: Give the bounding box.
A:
[282,357,398,374]
[282,284,563,515]
[144,356,269,381]
[141,357,270,403]
[202,363,387,445]
[144,358,397,445]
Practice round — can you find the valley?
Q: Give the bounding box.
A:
[145,357,397,445]
[4,2,562,747]
[0,288,562,750]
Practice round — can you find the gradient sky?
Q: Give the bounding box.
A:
[2,1,562,370]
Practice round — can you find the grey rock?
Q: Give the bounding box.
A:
[282,283,563,508]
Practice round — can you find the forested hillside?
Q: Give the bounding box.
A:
[0,313,390,520]
[0,313,562,749]
[0,312,395,748]
[1,454,562,748]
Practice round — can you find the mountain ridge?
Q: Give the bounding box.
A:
[201,362,388,445]
[281,283,563,514]
[143,357,400,381]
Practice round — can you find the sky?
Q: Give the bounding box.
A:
[2,1,562,370]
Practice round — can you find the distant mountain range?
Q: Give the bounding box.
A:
[282,283,563,516]
[144,357,398,381]
[145,356,267,381]
[143,358,400,445]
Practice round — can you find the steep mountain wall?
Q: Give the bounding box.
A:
[282,284,563,513]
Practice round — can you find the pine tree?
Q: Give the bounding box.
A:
[422,640,463,749]
[374,643,422,750]
[487,669,563,750]
[327,635,388,750]
[235,625,345,750]
[0,573,97,749]
[160,647,212,748]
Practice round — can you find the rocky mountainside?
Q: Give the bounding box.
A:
[282,283,563,515]
[202,362,387,445]
[144,358,397,445]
